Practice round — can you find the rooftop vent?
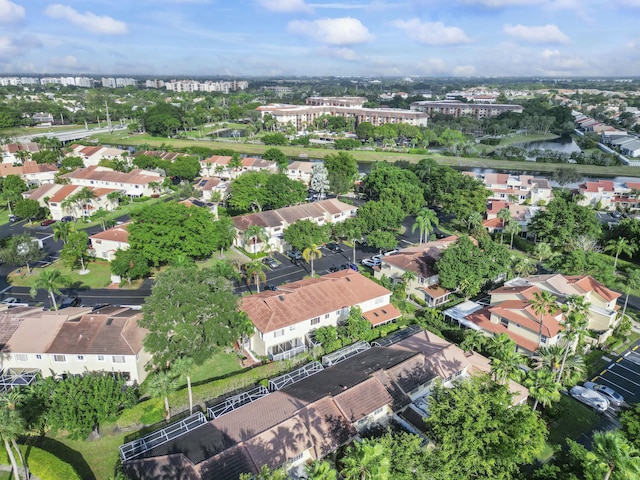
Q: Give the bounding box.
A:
[278,295,285,302]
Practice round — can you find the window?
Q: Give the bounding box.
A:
[540,336,548,345]
[77,355,84,361]
[290,325,295,331]
[311,317,320,325]
[375,297,384,305]
[112,355,126,364]
[290,452,304,463]
[500,318,509,327]
[35,354,42,360]
[274,329,285,338]
[324,313,330,320]
[53,354,67,363]
[14,353,28,362]
[97,355,105,362]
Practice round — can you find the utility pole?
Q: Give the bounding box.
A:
[105,100,113,134]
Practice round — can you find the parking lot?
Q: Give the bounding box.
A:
[591,342,640,405]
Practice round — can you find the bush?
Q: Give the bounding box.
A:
[410,294,427,307]
[480,137,501,146]
[0,445,81,480]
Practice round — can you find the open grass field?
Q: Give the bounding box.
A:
[8,259,114,290]
[91,131,640,178]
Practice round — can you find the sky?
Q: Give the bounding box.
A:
[0,0,639,78]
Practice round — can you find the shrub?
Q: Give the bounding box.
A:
[0,445,80,480]
[410,294,427,307]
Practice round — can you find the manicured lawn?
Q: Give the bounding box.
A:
[544,394,600,446]
[178,350,243,386]
[8,259,114,290]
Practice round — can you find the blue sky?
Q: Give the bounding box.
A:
[1,0,639,77]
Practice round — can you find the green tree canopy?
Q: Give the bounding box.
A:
[529,197,601,247]
[262,147,289,171]
[110,248,151,285]
[363,162,425,216]
[13,198,41,221]
[284,219,330,251]
[324,151,359,194]
[356,200,405,234]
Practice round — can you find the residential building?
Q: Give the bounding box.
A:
[409,100,523,118]
[483,200,541,236]
[60,165,164,197]
[1,142,40,164]
[0,305,150,384]
[90,223,131,261]
[68,144,129,167]
[199,155,277,179]
[0,161,58,186]
[576,180,616,209]
[23,183,122,220]
[240,270,401,360]
[122,327,527,480]
[471,172,554,206]
[195,177,230,202]
[374,237,461,307]
[286,160,315,185]
[233,198,357,253]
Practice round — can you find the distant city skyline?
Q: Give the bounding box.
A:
[1,0,639,78]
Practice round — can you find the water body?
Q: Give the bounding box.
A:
[516,136,582,155]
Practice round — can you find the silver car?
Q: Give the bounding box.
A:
[570,385,609,412]
[584,381,624,407]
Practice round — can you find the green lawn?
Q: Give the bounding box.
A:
[544,394,600,446]
[8,259,114,290]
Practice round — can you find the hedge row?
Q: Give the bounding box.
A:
[0,444,80,480]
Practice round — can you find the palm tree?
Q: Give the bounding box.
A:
[466,211,483,232]
[0,408,25,480]
[52,221,74,244]
[412,208,439,244]
[460,329,487,354]
[73,187,96,220]
[340,439,390,480]
[146,370,179,420]
[490,348,522,384]
[524,367,561,411]
[621,270,640,323]
[0,391,29,480]
[604,238,637,274]
[60,197,77,218]
[513,257,537,277]
[487,333,515,360]
[530,290,557,346]
[497,208,511,244]
[305,460,337,480]
[587,430,640,480]
[401,270,417,299]
[533,345,565,374]
[303,244,323,276]
[504,220,521,250]
[172,357,195,415]
[558,295,590,383]
[244,225,269,253]
[534,242,553,264]
[243,260,267,293]
[30,269,68,311]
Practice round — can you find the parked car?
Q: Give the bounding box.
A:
[40,219,56,226]
[570,385,609,412]
[264,285,278,291]
[262,257,279,269]
[383,248,399,256]
[60,216,75,223]
[583,382,624,407]
[59,297,81,309]
[329,265,340,273]
[286,250,302,261]
[325,242,343,253]
[8,214,20,223]
[1,297,19,304]
[361,257,382,268]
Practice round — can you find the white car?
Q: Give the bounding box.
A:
[584,382,624,407]
[361,257,382,268]
[570,385,609,412]
[1,297,18,304]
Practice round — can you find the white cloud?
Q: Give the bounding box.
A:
[255,0,313,13]
[48,55,79,68]
[462,0,544,6]
[391,18,470,46]
[0,0,25,24]
[287,17,374,45]
[318,46,358,60]
[503,24,570,43]
[0,35,41,60]
[452,65,477,76]
[44,4,128,34]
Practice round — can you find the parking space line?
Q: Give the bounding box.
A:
[595,374,635,396]
[633,345,639,351]
[609,363,640,387]
[624,351,640,365]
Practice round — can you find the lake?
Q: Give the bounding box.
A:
[516,136,582,154]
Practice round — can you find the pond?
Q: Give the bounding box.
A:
[516,136,582,154]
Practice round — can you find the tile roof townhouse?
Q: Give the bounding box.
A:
[233,198,357,254]
[89,222,131,261]
[0,305,150,384]
[240,270,401,361]
[0,161,58,186]
[444,273,621,354]
[286,160,315,186]
[374,236,461,308]
[194,177,230,203]
[465,172,553,206]
[121,327,528,480]
[575,179,640,211]
[0,142,40,164]
[23,183,121,220]
[60,165,164,197]
[482,200,541,235]
[199,155,277,179]
[68,144,129,166]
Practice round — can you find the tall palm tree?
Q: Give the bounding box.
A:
[558,295,590,383]
[302,244,323,276]
[146,370,179,420]
[460,329,487,354]
[244,225,269,253]
[340,439,390,480]
[587,430,640,480]
[52,221,74,245]
[513,257,537,277]
[401,270,417,299]
[487,333,515,360]
[504,220,521,250]
[621,270,640,323]
[466,211,483,232]
[30,269,68,311]
[73,187,96,220]
[604,238,637,274]
[534,242,553,264]
[172,357,195,415]
[497,208,511,244]
[530,290,557,346]
[0,408,25,480]
[490,348,522,384]
[524,367,561,411]
[243,260,267,293]
[412,208,439,244]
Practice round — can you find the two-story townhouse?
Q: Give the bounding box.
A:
[240,157,277,175]
[469,172,554,206]
[0,305,150,384]
[576,180,616,209]
[68,145,129,166]
[60,165,164,197]
[199,155,233,178]
[483,200,541,236]
[0,143,40,164]
[196,177,230,202]
[233,199,357,253]
[23,183,122,220]
[240,270,401,361]
[0,161,58,186]
[286,161,314,185]
[89,223,131,261]
[122,328,528,480]
[375,236,460,307]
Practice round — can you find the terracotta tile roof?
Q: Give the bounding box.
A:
[465,308,541,352]
[90,223,131,243]
[287,161,314,172]
[244,416,314,469]
[80,146,103,157]
[201,155,232,165]
[488,299,563,338]
[61,165,162,185]
[362,303,402,326]
[48,184,81,203]
[241,157,275,169]
[483,173,509,185]
[566,275,621,302]
[490,284,540,300]
[241,271,391,333]
[23,183,61,201]
[381,238,459,277]
[124,454,200,480]
[421,284,453,299]
[196,445,257,480]
[298,397,356,458]
[487,200,508,213]
[333,377,392,423]
[581,180,615,193]
[482,217,503,228]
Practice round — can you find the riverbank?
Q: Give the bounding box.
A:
[91,131,640,178]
